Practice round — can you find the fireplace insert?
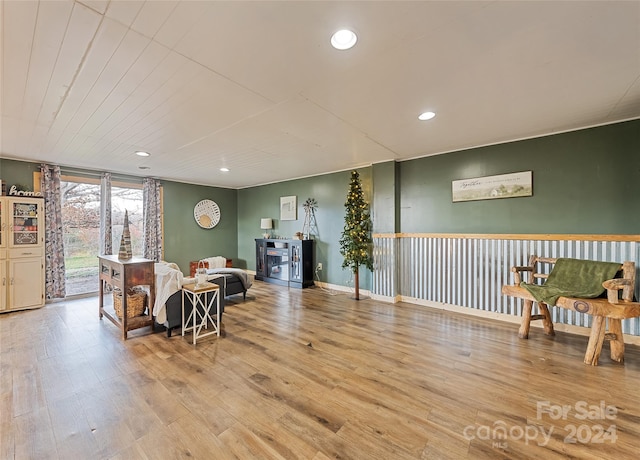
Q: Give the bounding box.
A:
[266,247,289,282]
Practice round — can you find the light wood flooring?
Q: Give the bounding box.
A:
[2,281,640,459]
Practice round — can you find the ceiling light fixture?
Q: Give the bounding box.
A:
[135,151,150,157]
[138,166,150,170]
[220,167,229,172]
[331,29,357,50]
[418,111,436,121]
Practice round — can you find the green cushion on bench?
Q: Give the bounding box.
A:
[522,258,621,306]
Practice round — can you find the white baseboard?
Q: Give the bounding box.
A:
[398,296,640,346]
[312,280,371,298]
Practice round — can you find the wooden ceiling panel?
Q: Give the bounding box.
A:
[1,0,38,118]
[100,55,203,145]
[302,1,640,160]
[36,2,102,130]
[115,67,214,149]
[20,0,73,123]
[86,48,184,142]
[130,0,178,40]
[0,117,20,155]
[78,1,109,16]
[80,40,170,136]
[1,1,639,187]
[152,0,213,50]
[103,0,144,28]
[64,28,152,136]
[609,79,640,120]
[43,127,76,163]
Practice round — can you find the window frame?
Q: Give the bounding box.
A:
[33,170,164,261]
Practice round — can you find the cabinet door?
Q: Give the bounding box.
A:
[255,240,267,279]
[9,198,44,248]
[9,257,44,309]
[0,198,5,248]
[300,240,314,287]
[289,242,302,283]
[0,260,6,311]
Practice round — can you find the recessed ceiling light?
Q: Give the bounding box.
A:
[331,29,357,50]
[418,111,436,121]
[135,151,150,157]
[220,167,229,172]
[138,166,150,170]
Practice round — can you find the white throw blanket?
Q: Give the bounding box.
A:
[153,257,244,324]
[153,262,183,324]
[203,256,226,269]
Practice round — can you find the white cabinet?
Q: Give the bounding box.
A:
[0,197,45,313]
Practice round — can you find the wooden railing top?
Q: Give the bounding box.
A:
[372,233,640,242]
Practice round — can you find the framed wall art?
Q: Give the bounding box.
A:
[280,195,297,220]
[452,171,532,202]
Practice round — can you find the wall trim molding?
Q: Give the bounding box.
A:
[313,280,371,298]
[392,116,640,166]
[373,232,640,242]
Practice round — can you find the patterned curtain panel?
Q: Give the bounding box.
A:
[40,164,66,299]
[99,173,112,255]
[142,177,162,261]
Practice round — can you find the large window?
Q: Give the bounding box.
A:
[110,185,144,256]
[61,177,143,296]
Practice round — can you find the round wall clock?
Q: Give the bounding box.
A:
[194,199,221,229]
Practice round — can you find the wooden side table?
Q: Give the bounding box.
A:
[98,255,155,339]
[182,282,220,345]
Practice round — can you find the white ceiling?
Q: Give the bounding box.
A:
[1,0,639,189]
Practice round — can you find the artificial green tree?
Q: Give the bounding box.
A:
[339,170,373,300]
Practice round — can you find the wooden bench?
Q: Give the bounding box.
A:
[502,255,639,365]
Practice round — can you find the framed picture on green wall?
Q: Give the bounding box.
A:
[452,171,532,202]
[280,195,297,220]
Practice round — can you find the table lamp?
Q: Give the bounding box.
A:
[260,218,273,239]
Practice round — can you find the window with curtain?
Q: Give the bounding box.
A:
[35,170,162,297]
[60,176,145,296]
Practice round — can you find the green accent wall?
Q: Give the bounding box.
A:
[0,160,238,275]
[0,159,40,192]
[238,168,373,289]
[398,120,640,234]
[2,119,637,293]
[372,161,400,233]
[161,181,238,274]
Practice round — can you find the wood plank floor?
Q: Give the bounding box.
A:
[2,280,640,459]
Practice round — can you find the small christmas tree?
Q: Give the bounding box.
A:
[118,210,133,260]
[339,170,373,300]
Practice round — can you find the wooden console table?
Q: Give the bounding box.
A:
[98,255,155,339]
